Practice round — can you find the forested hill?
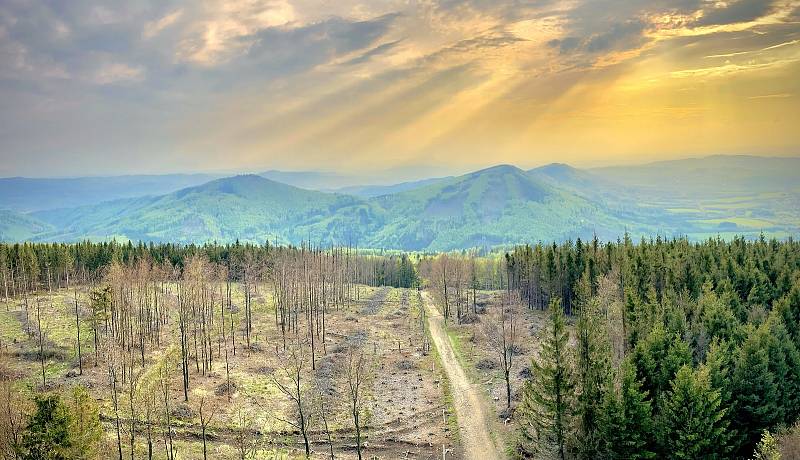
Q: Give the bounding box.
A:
[1,156,799,248]
[7,167,658,249]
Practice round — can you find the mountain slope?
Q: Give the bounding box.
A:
[591,155,800,197]
[367,165,634,250]
[0,210,53,241]
[259,170,356,190]
[591,155,800,238]
[29,167,637,249]
[35,175,381,244]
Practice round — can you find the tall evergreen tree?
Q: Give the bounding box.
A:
[632,324,692,402]
[599,359,655,460]
[66,386,102,460]
[655,365,729,459]
[575,296,611,459]
[777,282,800,349]
[730,325,779,457]
[518,298,574,460]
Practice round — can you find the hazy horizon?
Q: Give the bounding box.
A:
[2,153,799,182]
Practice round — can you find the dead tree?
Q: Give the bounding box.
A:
[314,381,335,460]
[159,361,175,460]
[35,297,46,388]
[272,342,313,457]
[198,396,215,460]
[128,369,142,460]
[107,345,124,460]
[74,288,82,375]
[143,387,155,460]
[347,345,372,460]
[487,293,518,410]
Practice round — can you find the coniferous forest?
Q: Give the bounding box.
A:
[0,236,798,458]
[505,236,800,459]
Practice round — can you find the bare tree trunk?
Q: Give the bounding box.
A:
[110,362,123,460]
[198,396,214,460]
[35,297,46,387]
[74,289,82,375]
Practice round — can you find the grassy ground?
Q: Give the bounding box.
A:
[1,284,458,459]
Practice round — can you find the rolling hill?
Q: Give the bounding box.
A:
[332,176,451,198]
[3,155,798,249]
[22,166,656,250]
[0,210,53,242]
[33,175,377,245]
[366,164,634,249]
[591,155,800,197]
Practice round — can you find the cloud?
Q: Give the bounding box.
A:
[143,9,183,39]
[237,13,400,76]
[543,0,702,60]
[91,61,145,85]
[341,39,404,66]
[1,0,799,176]
[175,0,297,65]
[748,93,793,99]
[549,19,648,55]
[695,0,776,26]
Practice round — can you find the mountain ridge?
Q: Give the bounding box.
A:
[3,155,798,248]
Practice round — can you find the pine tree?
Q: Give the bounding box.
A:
[763,314,800,426]
[599,359,655,459]
[705,338,734,408]
[19,394,72,460]
[700,285,742,344]
[575,297,611,459]
[632,324,691,402]
[518,298,574,460]
[731,326,780,456]
[777,282,800,350]
[655,365,729,459]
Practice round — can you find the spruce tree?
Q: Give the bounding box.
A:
[19,394,72,460]
[632,324,691,402]
[655,365,729,459]
[763,314,800,426]
[599,359,655,459]
[67,386,102,460]
[731,326,779,456]
[518,298,574,460]
[777,283,800,349]
[575,297,611,459]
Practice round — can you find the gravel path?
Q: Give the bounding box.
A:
[423,292,505,460]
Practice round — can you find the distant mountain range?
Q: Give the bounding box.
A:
[0,174,222,212]
[1,155,798,250]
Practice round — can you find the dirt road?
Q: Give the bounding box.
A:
[423,292,505,460]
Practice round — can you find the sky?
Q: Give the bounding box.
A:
[1,0,799,178]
